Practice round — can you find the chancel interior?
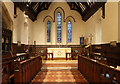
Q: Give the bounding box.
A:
[1,0,120,83]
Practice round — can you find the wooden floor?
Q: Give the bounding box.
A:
[31,60,88,83]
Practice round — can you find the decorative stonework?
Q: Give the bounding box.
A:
[54,7,65,22]
[43,15,54,22]
[65,16,76,22]
[57,51,62,56]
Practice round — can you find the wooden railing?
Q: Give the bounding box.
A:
[14,56,42,83]
[87,43,120,67]
[2,53,29,63]
[78,56,120,83]
[2,53,29,83]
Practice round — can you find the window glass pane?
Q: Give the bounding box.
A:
[47,21,51,42]
[68,20,72,42]
[57,12,61,42]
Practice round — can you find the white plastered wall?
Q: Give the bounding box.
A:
[3,1,120,45]
[3,1,33,45]
[102,2,119,43]
[118,1,120,42]
[33,2,86,45]
[85,2,119,44]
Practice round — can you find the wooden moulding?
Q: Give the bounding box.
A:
[78,55,120,83]
[14,56,42,83]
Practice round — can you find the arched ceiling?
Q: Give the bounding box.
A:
[13,0,106,22]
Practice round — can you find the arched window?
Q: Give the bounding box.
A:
[47,21,51,42]
[68,20,72,42]
[57,12,62,42]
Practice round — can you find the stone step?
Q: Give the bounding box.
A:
[41,67,78,70]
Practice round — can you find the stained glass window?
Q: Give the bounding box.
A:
[68,20,72,42]
[47,21,51,42]
[57,12,61,42]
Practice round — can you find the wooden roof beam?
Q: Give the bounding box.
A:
[36,2,47,16]
[14,2,37,21]
[82,2,106,21]
[81,2,90,9]
[68,2,83,17]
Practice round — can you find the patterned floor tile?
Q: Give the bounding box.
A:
[32,70,88,83]
[31,60,88,83]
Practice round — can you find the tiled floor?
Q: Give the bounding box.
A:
[31,70,88,83]
[31,60,88,83]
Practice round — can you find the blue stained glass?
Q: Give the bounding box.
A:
[68,20,72,42]
[47,21,51,42]
[57,12,62,42]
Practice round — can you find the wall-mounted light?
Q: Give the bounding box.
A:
[14,3,17,18]
[6,38,9,43]
[23,11,29,18]
[26,4,29,7]
[17,41,21,47]
[2,37,4,43]
[14,14,17,18]
[110,41,117,47]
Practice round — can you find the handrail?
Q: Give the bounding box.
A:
[78,55,120,83]
[14,56,42,83]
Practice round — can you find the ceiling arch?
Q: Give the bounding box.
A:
[14,1,106,22]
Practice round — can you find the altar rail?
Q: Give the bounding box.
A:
[14,56,42,83]
[78,56,120,83]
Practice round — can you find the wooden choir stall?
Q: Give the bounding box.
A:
[78,42,120,83]
[2,28,42,83]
